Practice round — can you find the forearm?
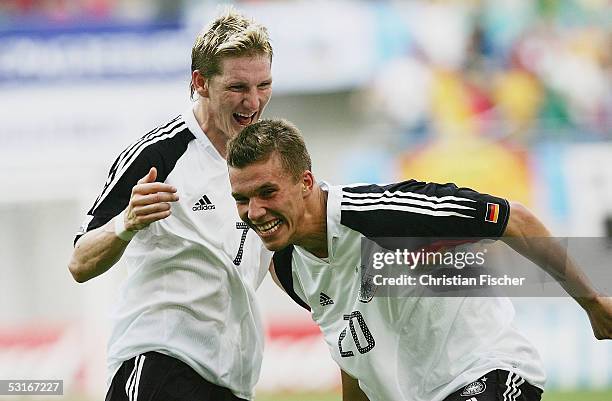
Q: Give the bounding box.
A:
[68,217,129,283]
[502,202,600,306]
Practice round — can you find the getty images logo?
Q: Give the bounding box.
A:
[193,195,216,211]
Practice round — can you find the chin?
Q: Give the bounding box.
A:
[263,238,289,252]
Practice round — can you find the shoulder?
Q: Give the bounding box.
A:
[340,180,461,197]
[105,114,196,186]
[338,180,509,238]
[120,115,195,167]
[85,115,194,215]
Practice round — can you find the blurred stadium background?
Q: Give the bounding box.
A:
[0,0,610,400]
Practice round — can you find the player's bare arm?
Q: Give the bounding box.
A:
[502,201,612,340]
[68,167,178,283]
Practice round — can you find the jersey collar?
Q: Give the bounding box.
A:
[322,181,342,261]
[293,181,340,265]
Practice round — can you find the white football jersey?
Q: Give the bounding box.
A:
[75,107,272,400]
[273,182,545,401]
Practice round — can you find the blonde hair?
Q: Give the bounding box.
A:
[190,6,273,98]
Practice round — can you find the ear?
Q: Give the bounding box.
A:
[302,171,315,196]
[192,70,209,98]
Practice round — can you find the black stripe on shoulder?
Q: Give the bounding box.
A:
[272,245,310,311]
[340,181,509,239]
[116,115,183,170]
[102,116,184,196]
[136,126,195,184]
[78,120,194,240]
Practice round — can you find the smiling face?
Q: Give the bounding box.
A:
[229,152,307,251]
[195,54,272,143]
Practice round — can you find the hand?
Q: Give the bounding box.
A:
[124,167,179,232]
[584,296,612,340]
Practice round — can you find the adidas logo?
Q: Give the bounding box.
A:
[319,292,334,306]
[193,195,216,211]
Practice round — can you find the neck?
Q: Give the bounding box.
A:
[193,100,228,159]
[297,185,329,258]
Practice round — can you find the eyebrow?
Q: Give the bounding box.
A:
[231,182,277,199]
[226,77,272,86]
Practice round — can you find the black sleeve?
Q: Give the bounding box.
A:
[272,246,311,311]
[340,180,510,239]
[74,117,192,245]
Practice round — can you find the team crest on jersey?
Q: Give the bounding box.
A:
[359,265,377,303]
[461,378,486,396]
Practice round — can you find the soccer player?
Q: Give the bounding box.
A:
[227,119,612,401]
[68,9,273,401]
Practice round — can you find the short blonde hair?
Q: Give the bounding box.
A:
[190,7,273,98]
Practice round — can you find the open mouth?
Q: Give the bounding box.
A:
[233,111,257,126]
[254,219,282,237]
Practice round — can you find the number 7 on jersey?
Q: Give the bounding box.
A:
[233,222,249,266]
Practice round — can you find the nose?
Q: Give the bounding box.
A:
[242,87,260,111]
[247,198,266,222]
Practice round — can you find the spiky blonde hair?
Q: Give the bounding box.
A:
[190,6,273,98]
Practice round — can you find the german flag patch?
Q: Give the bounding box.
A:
[485,202,500,223]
